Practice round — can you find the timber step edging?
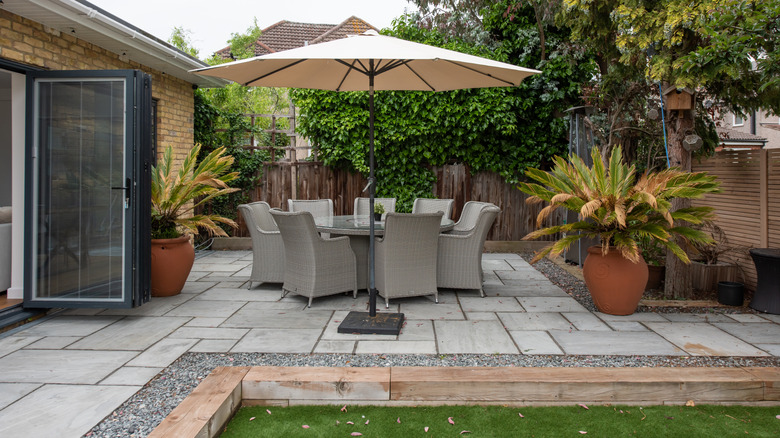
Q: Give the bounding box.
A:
[149,366,780,438]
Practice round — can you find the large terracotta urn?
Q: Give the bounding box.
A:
[150,236,194,297]
[583,246,648,315]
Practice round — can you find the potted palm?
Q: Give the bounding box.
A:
[519,146,720,315]
[151,144,239,296]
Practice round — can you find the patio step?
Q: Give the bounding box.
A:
[0,303,46,334]
[151,366,780,438]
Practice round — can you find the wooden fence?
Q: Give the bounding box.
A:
[233,161,563,242]
[691,149,780,290]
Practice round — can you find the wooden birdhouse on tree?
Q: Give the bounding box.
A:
[662,86,695,111]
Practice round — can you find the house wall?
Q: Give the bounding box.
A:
[0,9,195,163]
[723,110,780,149]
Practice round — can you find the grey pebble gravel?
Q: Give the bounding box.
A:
[86,252,775,437]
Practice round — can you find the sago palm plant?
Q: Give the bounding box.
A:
[151,144,240,239]
[518,146,721,263]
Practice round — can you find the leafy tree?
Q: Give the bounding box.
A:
[168,26,199,58]
[292,8,593,211]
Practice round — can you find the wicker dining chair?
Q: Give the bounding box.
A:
[354,197,396,219]
[437,203,500,297]
[238,202,285,289]
[375,212,443,307]
[269,210,357,307]
[449,201,496,235]
[412,198,455,219]
[287,199,334,217]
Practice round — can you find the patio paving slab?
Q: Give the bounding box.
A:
[355,340,437,354]
[0,349,137,383]
[518,297,589,313]
[646,323,770,356]
[180,281,216,294]
[0,383,41,410]
[604,321,649,331]
[549,330,685,355]
[164,299,246,318]
[510,330,564,355]
[24,336,81,349]
[712,322,780,345]
[726,314,773,323]
[98,294,194,316]
[167,326,249,340]
[189,339,239,353]
[482,283,569,297]
[495,270,550,281]
[498,312,572,331]
[481,259,514,271]
[222,308,333,329]
[67,316,190,351]
[126,338,199,367]
[313,340,356,354]
[660,313,736,323]
[435,320,519,354]
[562,312,612,331]
[0,336,41,358]
[231,328,321,353]
[183,316,228,327]
[398,320,435,341]
[0,384,139,438]
[100,366,164,386]
[464,312,499,320]
[19,315,121,337]
[596,312,670,322]
[320,311,397,341]
[399,301,464,320]
[458,296,523,312]
[194,287,283,302]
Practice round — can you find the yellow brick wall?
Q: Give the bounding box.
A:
[0,9,195,163]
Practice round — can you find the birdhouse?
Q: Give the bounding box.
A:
[662,87,694,111]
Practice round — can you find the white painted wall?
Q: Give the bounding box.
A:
[8,72,25,299]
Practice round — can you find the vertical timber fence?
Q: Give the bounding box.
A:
[691,149,780,291]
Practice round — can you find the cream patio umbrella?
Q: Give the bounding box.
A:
[192,30,540,334]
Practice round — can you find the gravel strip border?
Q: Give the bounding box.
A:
[86,252,771,437]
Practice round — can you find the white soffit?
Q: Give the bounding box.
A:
[2,0,228,88]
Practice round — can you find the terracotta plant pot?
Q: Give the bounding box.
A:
[583,246,649,315]
[150,236,195,297]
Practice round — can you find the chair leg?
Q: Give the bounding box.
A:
[385,297,390,308]
[479,288,485,298]
[352,288,357,299]
[247,281,252,290]
[308,296,313,308]
[434,292,439,304]
[281,289,289,299]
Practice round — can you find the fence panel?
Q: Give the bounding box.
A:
[692,149,780,291]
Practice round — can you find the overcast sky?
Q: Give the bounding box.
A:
[87,0,417,59]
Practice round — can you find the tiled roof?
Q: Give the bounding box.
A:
[717,127,767,142]
[215,16,377,59]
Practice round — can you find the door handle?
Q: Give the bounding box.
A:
[111,178,132,208]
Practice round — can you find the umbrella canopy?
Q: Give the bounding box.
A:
[192,30,540,91]
[192,30,540,327]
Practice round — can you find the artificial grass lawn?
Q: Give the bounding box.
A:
[221,403,780,437]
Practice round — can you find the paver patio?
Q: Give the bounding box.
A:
[1,251,780,437]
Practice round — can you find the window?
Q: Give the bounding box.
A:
[733,114,744,126]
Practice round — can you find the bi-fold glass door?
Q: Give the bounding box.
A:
[25,70,151,308]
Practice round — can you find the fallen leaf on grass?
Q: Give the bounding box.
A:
[460,430,471,434]
[424,426,429,432]
[347,421,354,425]
[397,417,401,424]
[685,400,695,407]
[266,409,272,415]
[351,433,363,436]
[579,431,587,434]
[341,405,348,412]
[578,404,589,410]
[776,415,780,420]
[249,417,255,421]
[518,413,524,418]
[666,416,674,420]
[448,417,455,425]
[725,414,747,423]
[365,420,370,425]
[302,425,310,429]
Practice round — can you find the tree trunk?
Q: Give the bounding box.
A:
[663,110,694,299]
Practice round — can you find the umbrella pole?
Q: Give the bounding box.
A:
[337,60,404,335]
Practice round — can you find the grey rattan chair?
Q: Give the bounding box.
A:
[238,202,285,289]
[450,201,495,235]
[375,212,443,307]
[354,197,396,219]
[287,199,334,217]
[412,198,454,219]
[437,203,500,297]
[270,210,357,307]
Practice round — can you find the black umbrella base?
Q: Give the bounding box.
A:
[337,311,404,335]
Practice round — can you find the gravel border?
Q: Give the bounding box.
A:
[86,252,773,437]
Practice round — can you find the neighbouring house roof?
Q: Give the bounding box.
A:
[216,16,377,59]
[2,0,227,87]
[717,127,768,150]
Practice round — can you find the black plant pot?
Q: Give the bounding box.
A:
[374,213,382,222]
[718,281,744,306]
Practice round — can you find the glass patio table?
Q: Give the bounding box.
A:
[314,215,455,289]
